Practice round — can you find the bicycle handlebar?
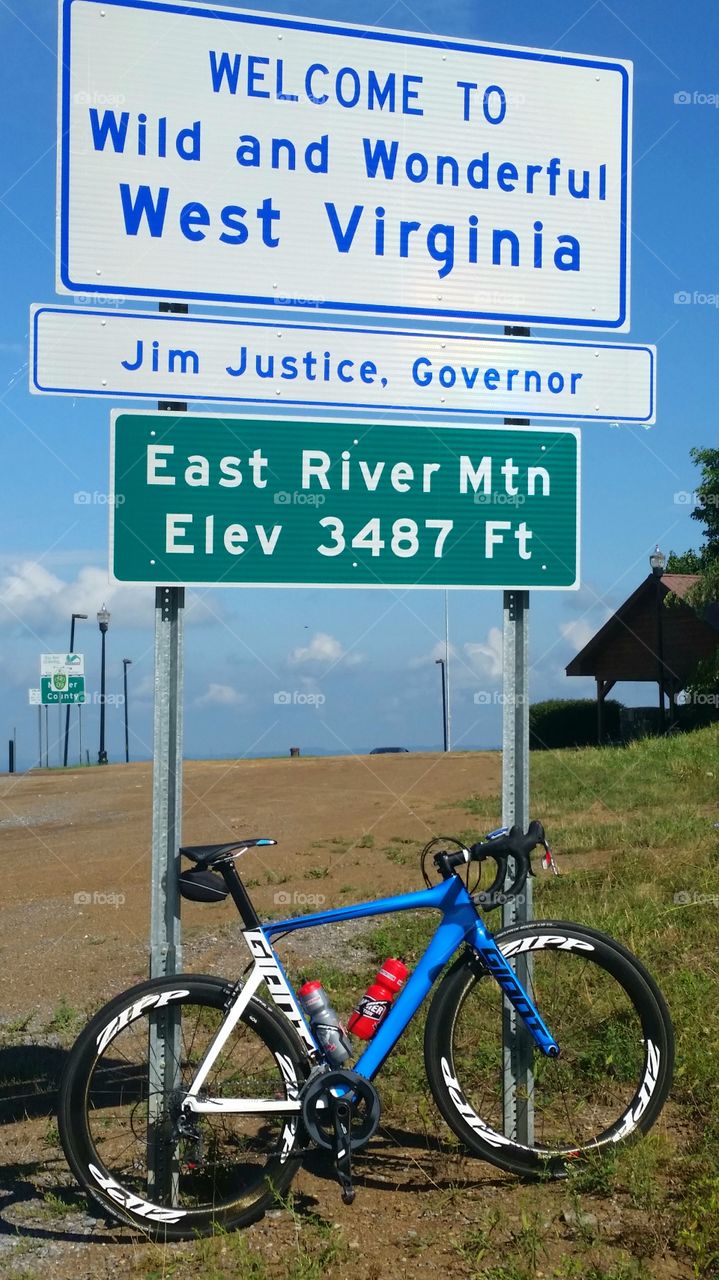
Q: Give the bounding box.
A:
[437,820,547,910]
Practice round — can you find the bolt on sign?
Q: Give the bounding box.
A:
[59,0,632,330]
[109,411,580,590]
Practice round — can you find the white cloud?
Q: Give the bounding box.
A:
[0,559,226,634]
[195,683,246,708]
[0,560,152,633]
[289,631,347,666]
[559,619,595,652]
[408,640,458,669]
[464,627,503,679]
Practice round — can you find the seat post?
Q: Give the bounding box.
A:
[219,861,262,930]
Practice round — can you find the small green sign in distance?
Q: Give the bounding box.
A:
[110,411,580,590]
[41,674,85,704]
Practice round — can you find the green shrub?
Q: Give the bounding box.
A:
[529,698,622,749]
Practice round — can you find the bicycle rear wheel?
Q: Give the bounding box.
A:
[59,974,309,1239]
[424,921,674,1177]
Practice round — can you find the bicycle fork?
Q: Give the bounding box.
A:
[470,922,560,1058]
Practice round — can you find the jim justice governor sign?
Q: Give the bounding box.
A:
[59,0,632,329]
[109,412,580,590]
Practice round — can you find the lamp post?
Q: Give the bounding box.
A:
[122,658,132,763]
[97,603,110,764]
[435,657,449,753]
[63,612,87,767]
[650,545,667,733]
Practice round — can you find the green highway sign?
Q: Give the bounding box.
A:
[110,411,580,590]
[41,674,85,704]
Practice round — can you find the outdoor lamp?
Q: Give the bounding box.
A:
[649,545,666,576]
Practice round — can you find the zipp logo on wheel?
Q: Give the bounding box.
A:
[88,1163,187,1223]
[96,989,190,1055]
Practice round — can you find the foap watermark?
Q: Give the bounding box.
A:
[273,292,326,308]
[274,690,326,707]
[474,690,529,706]
[473,491,526,508]
[274,491,325,507]
[673,889,719,906]
[274,890,326,907]
[84,691,125,707]
[73,293,125,309]
[481,890,528,907]
[674,89,719,107]
[677,691,719,708]
[74,890,126,909]
[74,490,125,506]
[674,290,719,307]
[73,88,127,108]
[674,490,719,507]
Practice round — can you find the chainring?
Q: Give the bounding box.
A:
[301,1068,381,1151]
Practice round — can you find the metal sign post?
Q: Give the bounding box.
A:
[147,307,187,1200]
[502,337,534,1145]
[147,582,185,1199]
[149,582,185,985]
[501,589,533,1144]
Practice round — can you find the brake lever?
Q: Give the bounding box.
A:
[472,826,536,910]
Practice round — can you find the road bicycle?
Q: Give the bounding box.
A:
[59,821,674,1239]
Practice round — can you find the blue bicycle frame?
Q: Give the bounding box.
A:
[263,872,559,1075]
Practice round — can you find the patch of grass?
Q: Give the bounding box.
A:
[386,844,414,866]
[307,865,329,880]
[46,998,80,1035]
[356,833,375,849]
[39,1189,87,1218]
[141,1196,347,1280]
[679,1172,719,1277]
[264,869,290,886]
[454,1208,502,1267]
[44,1120,61,1149]
[614,1132,669,1211]
[0,1012,33,1043]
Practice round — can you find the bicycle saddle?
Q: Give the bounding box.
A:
[180,838,276,867]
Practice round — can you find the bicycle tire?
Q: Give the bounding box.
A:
[424,920,674,1177]
[59,973,310,1239]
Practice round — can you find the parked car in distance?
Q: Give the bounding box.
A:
[369,747,410,755]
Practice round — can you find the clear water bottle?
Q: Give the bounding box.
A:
[297,979,352,1066]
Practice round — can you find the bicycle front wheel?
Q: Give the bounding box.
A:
[59,974,309,1239]
[424,921,674,1177]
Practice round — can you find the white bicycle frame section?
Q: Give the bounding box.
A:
[182,929,317,1116]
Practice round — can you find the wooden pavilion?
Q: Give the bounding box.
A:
[565,573,719,741]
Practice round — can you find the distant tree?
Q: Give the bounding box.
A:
[688,446,719,558]
[666,448,719,697]
[666,548,704,574]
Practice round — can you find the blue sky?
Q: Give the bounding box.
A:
[1,0,717,769]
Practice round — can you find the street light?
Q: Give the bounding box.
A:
[97,603,110,764]
[650,546,667,733]
[435,658,449,753]
[650,545,666,576]
[122,658,132,764]
[63,612,87,768]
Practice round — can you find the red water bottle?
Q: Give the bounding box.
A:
[348,958,409,1040]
